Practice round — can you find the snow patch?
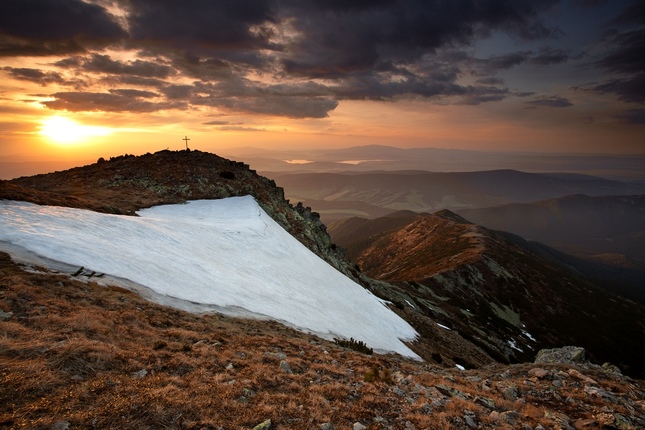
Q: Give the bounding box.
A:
[436,323,451,331]
[507,339,524,353]
[0,197,419,358]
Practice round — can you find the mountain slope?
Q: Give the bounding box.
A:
[0,197,417,357]
[1,149,490,366]
[329,212,645,378]
[3,251,643,429]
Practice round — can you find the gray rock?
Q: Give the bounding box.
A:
[393,387,407,397]
[253,419,272,430]
[602,362,622,376]
[279,360,293,374]
[474,396,496,409]
[464,414,477,429]
[353,423,367,430]
[500,411,520,425]
[535,346,587,365]
[502,385,519,402]
[132,369,148,378]
[319,423,333,430]
[50,421,70,430]
[0,309,13,321]
[435,384,470,399]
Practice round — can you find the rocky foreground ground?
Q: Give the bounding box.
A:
[1,252,644,430]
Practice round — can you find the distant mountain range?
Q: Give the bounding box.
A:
[219,144,645,181]
[270,169,645,222]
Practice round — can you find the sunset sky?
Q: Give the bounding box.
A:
[1,0,644,171]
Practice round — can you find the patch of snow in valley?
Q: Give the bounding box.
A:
[0,197,419,358]
[522,330,537,343]
[436,323,451,330]
[507,339,524,353]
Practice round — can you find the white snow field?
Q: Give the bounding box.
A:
[0,196,419,358]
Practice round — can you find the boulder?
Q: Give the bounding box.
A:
[534,346,587,365]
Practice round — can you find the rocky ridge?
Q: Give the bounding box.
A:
[328,211,645,378]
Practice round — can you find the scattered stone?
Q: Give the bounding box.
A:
[352,422,367,430]
[544,411,573,429]
[593,412,613,426]
[0,309,13,320]
[502,385,519,401]
[435,384,470,399]
[613,413,634,430]
[235,352,246,359]
[499,411,520,425]
[474,396,496,409]
[393,387,407,397]
[464,411,477,428]
[584,385,617,403]
[573,418,596,428]
[319,423,333,430]
[253,419,271,430]
[535,346,586,365]
[528,367,549,379]
[50,421,70,430]
[132,369,148,378]
[279,360,293,374]
[568,369,597,385]
[602,362,622,376]
[225,363,235,370]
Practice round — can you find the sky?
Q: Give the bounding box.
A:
[0,196,419,357]
[1,0,644,169]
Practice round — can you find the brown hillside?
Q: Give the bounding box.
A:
[1,252,644,429]
[331,213,645,378]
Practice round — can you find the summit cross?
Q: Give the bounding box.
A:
[183,136,190,149]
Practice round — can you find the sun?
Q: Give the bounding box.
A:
[39,116,112,145]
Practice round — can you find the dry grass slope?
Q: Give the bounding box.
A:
[1,252,644,429]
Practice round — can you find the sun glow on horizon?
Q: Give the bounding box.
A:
[39,116,113,145]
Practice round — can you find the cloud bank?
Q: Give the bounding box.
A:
[0,0,642,119]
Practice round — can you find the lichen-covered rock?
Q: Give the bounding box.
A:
[535,346,587,365]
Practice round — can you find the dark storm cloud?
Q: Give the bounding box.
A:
[160,85,193,100]
[3,0,583,118]
[2,67,66,86]
[43,91,184,113]
[279,0,558,79]
[56,54,176,78]
[525,96,573,108]
[590,28,645,103]
[612,108,645,124]
[529,47,570,66]
[124,0,277,51]
[101,75,168,88]
[612,1,645,25]
[108,88,158,98]
[0,0,126,56]
[596,29,645,75]
[470,47,569,77]
[588,73,645,103]
[190,80,338,118]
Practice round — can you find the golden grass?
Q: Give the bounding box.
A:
[1,252,644,429]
